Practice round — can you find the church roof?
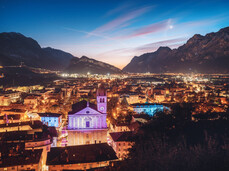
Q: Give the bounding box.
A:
[68,100,97,114]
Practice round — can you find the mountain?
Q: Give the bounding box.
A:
[0,32,74,70]
[0,66,58,87]
[0,32,122,74]
[65,56,123,74]
[123,26,229,73]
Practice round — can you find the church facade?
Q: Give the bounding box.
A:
[68,86,107,130]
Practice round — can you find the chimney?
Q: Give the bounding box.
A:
[87,101,89,107]
[95,140,96,144]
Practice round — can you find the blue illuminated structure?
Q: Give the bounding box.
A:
[38,113,62,127]
[131,102,166,116]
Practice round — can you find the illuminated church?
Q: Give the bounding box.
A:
[67,85,107,145]
[68,85,107,129]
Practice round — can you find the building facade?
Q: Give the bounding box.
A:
[68,85,107,130]
[38,113,62,128]
[67,85,108,146]
[132,102,165,116]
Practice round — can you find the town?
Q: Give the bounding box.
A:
[0,72,229,170]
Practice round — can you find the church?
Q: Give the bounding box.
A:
[67,85,108,145]
[68,85,107,129]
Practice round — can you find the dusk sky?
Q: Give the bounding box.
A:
[0,0,229,68]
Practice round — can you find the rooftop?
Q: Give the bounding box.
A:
[0,120,43,129]
[69,100,97,114]
[109,131,134,142]
[46,143,117,165]
[38,113,62,117]
[0,149,42,167]
[2,109,26,113]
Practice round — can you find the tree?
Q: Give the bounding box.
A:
[117,103,229,171]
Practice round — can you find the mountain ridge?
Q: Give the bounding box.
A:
[0,32,122,74]
[123,26,229,73]
[65,56,123,74]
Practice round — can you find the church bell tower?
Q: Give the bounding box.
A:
[97,84,107,114]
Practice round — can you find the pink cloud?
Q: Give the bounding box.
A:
[118,19,172,39]
[135,37,187,51]
[88,6,153,36]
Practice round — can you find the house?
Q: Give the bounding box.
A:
[110,122,131,132]
[0,109,28,124]
[0,120,43,133]
[131,102,165,116]
[24,95,40,106]
[131,114,152,124]
[46,143,118,170]
[0,149,43,171]
[0,91,22,106]
[128,114,152,132]
[109,131,134,159]
[38,113,62,128]
[0,96,11,106]
[0,130,52,168]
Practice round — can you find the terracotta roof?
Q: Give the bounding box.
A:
[131,103,164,107]
[38,113,62,117]
[46,143,118,165]
[0,120,43,129]
[0,149,42,167]
[132,114,152,120]
[0,130,50,142]
[109,131,134,142]
[3,109,26,113]
[114,122,130,127]
[0,114,21,120]
[68,100,97,114]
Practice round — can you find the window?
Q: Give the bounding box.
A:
[86,121,90,128]
[86,111,90,114]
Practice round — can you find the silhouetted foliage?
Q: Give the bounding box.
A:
[117,103,229,171]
